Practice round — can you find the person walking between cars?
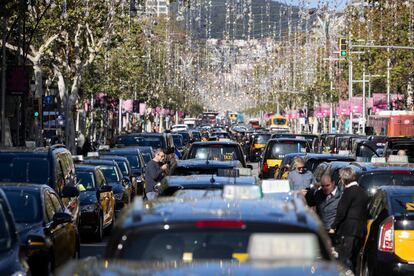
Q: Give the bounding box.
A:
[288,157,315,191]
[145,149,168,200]
[305,174,341,231]
[330,167,369,275]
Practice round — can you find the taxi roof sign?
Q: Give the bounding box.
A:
[261,180,291,193]
[388,155,409,164]
[406,202,414,211]
[223,185,262,200]
[371,156,386,163]
[87,152,99,157]
[248,233,319,261]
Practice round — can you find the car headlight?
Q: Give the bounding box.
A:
[114,192,123,200]
[81,204,98,212]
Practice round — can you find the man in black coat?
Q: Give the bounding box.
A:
[330,167,369,274]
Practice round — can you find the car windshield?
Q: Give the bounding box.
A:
[100,166,120,182]
[255,134,271,144]
[188,145,240,162]
[173,136,183,148]
[116,229,323,262]
[0,157,50,184]
[141,153,152,164]
[267,142,308,159]
[116,161,130,176]
[3,189,42,223]
[391,195,414,215]
[0,204,12,252]
[359,172,414,196]
[273,118,287,125]
[76,171,96,190]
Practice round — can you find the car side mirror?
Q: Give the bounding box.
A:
[61,185,80,198]
[154,182,162,193]
[27,234,50,250]
[246,164,253,170]
[52,212,73,226]
[100,185,112,193]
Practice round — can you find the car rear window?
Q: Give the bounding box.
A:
[255,134,271,144]
[115,228,325,262]
[100,165,120,182]
[359,172,414,195]
[0,157,50,184]
[3,189,42,223]
[266,141,308,159]
[116,136,165,149]
[173,136,183,148]
[188,145,240,162]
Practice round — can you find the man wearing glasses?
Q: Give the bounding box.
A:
[287,157,315,191]
[144,149,169,200]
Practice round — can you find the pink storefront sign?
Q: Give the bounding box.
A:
[139,103,146,115]
[122,100,133,113]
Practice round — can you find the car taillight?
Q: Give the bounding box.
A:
[391,170,410,174]
[263,162,269,173]
[378,217,394,252]
[195,220,246,229]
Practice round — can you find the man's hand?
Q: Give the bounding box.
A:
[300,189,308,196]
[161,164,168,171]
[328,229,335,234]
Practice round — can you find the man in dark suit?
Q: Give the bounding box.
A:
[305,174,341,231]
[330,167,369,274]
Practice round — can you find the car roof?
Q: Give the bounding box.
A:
[165,175,257,187]
[83,159,117,166]
[379,185,414,195]
[175,159,242,169]
[100,155,129,161]
[304,154,355,161]
[268,138,308,143]
[107,148,140,154]
[124,197,318,229]
[0,182,50,191]
[75,164,99,172]
[191,141,239,146]
[349,162,414,172]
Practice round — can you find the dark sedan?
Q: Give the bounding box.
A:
[82,159,131,213]
[0,183,79,275]
[0,189,29,275]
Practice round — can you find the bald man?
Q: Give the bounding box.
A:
[305,174,341,230]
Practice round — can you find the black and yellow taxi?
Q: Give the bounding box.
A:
[259,138,310,179]
[105,185,333,263]
[75,164,115,241]
[248,132,271,162]
[348,161,414,197]
[183,141,251,169]
[360,186,414,276]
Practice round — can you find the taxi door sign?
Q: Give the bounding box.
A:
[406,202,414,211]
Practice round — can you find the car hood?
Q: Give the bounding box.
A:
[80,191,98,205]
[59,260,346,275]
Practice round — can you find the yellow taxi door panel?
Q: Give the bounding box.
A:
[254,144,266,149]
[394,230,414,262]
[266,159,282,168]
[363,219,374,250]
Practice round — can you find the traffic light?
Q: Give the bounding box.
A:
[339,38,347,57]
[33,98,41,119]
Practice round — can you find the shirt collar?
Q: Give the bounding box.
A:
[345,181,358,188]
[331,187,338,196]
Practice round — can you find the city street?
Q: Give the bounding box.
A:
[2,1,414,276]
